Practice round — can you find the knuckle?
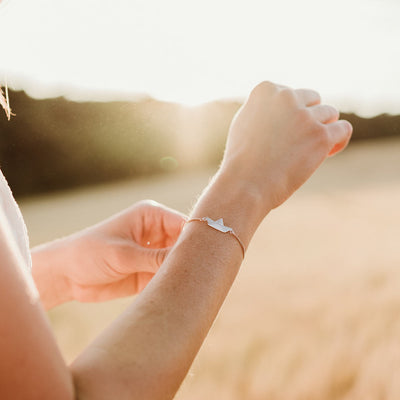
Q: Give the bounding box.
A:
[298,111,330,148]
[331,106,340,119]
[326,105,339,121]
[277,88,297,107]
[255,80,276,91]
[313,90,322,104]
[249,81,277,99]
[295,108,313,125]
[137,199,160,209]
[315,125,331,149]
[344,120,353,137]
[156,248,167,267]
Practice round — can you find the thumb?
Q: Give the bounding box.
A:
[134,245,172,273]
[151,247,171,268]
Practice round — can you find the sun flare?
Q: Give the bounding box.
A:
[1,0,400,114]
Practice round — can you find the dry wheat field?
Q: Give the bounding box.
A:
[20,137,400,400]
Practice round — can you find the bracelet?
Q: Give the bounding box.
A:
[186,217,246,258]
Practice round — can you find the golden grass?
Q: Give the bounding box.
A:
[20,137,400,399]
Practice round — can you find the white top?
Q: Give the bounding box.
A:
[0,169,31,271]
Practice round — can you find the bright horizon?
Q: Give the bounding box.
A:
[1,0,400,116]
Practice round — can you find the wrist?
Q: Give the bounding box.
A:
[214,166,272,218]
[191,169,270,250]
[31,239,74,310]
[220,157,275,203]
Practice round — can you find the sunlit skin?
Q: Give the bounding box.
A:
[0,81,352,399]
[31,201,186,310]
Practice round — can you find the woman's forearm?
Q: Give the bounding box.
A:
[70,172,264,400]
[70,82,352,400]
[0,82,351,400]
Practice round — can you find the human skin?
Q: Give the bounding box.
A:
[31,201,186,310]
[0,81,352,399]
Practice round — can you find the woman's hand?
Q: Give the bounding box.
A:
[31,200,186,309]
[220,81,353,215]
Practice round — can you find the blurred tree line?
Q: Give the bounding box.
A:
[0,90,398,198]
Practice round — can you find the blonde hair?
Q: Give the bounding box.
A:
[0,84,13,121]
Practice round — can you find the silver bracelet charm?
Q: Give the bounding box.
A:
[186,217,246,258]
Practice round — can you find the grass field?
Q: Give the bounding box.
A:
[20,137,400,400]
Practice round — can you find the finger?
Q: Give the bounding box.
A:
[295,88,321,107]
[145,201,187,231]
[153,247,171,268]
[160,209,187,245]
[275,83,290,90]
[132,246,172,273]
[131,201,187,247]
[309,104,339,124]
[326,120,353,156]
[112,240,171,275]
[162,208,187,231]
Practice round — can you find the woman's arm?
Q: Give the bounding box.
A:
[70,83,352,400]
[0,82,351,400]
[71,172,263,400]
[0,210,74,400]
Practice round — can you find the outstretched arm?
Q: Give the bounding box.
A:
[0,82,351,400]
[70,82,352,400]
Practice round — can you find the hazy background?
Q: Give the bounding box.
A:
[2,0,400,115]
[1,0,400,399]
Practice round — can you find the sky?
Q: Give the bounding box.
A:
[1,0,400,115]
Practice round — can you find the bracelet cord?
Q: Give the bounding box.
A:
[186,217,246,259]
